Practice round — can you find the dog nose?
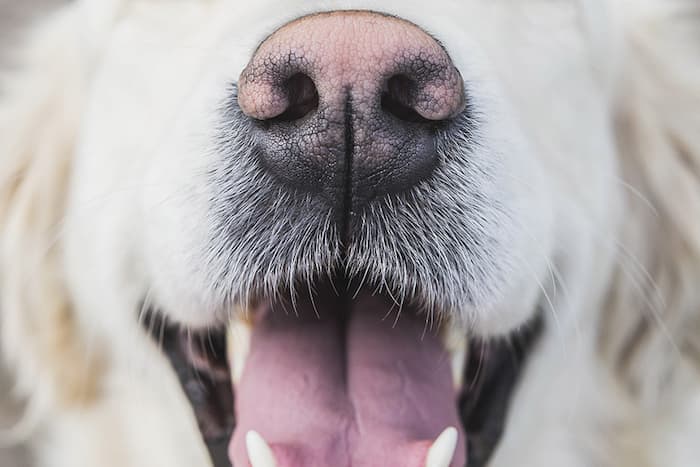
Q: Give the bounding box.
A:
[237,11,465,211]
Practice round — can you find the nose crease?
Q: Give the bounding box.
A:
[341,90,355,243]
[237,10,465,216]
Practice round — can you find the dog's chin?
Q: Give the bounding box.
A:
[143,267,543,467]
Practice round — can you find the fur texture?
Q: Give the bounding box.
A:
[1,1,699,466]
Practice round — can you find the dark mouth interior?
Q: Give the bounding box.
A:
[143,297,542,467]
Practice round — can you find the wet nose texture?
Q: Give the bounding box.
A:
[237,11,465,226]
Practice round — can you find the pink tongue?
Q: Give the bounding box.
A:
[229,289,466,467]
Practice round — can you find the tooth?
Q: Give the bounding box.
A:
[425,427,458,467]
[441,323,468,389]
[450,346,467,390]
[227,317,252,385]
[246,430,278,467]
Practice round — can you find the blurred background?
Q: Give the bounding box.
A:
[0,2,63,465]
[0,0,26,455]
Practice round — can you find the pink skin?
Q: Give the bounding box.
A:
[229,290,466,467]
[238,11,465,122]
[346,294,465,467]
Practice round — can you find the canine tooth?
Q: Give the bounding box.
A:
[441,323,468,389]
[246,430,278,467]
[450,346,467,390]
[227,318,252,385]
[425,426,458,467]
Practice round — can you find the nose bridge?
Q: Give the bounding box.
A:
[257,13,447,106]
[240,11,463,121]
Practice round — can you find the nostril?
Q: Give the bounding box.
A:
[272,73,319,123]
[381,74,432,124]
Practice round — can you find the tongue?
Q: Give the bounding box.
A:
[228,287,466,467]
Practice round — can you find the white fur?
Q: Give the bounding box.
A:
[1,1,699,466]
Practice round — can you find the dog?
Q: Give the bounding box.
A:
[1,1,699,466]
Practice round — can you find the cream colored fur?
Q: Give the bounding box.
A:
[1,1,699,466]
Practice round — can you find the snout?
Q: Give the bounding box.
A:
[237,11,465,211]
[141,7,535,467]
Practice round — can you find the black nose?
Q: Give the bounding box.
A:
[237,11,465,216]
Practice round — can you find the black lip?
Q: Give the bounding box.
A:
[141,312,234,465]
[141,307,543,467]
[461,312,544,466]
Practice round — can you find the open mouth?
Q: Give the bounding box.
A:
[144,276,542,467]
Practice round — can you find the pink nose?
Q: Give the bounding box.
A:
[237,11,465,211]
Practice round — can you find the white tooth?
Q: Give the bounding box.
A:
[227,317,252,385]
[450,346,467,390]
[246,430,278,467]
[425,427,458,467]
[441,323,468,389]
